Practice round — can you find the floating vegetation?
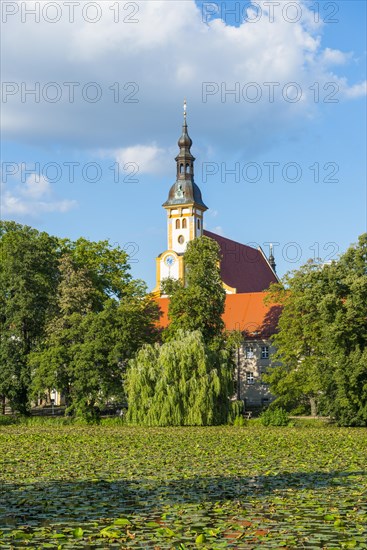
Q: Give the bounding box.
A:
[0,424,366,548]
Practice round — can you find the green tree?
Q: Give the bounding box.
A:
[329,347,367,426]
[163,236,226,344]
[67,294,159,419]
[0,221,59,413]
[30,253,160,419]
[126,331,234,426]
[264,261,329,416]
[321,234,367,425]
[266,234,367,424]
[60,237,136,308]
[29,254,95,408]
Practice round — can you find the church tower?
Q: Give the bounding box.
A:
[154,101,208,292]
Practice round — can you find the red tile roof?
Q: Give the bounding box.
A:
[203,230,278,293]
[158,293,281,338]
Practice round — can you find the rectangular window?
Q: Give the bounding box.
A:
[261,346,269,359]
[245,346,254,359]
[246,372,254,385]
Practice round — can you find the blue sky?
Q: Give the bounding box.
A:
[1,0,366,290]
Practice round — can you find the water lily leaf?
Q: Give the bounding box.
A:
[99,526,122,538]
[1,424,367,548]
[145,521,160,528]
[13,531,33,540]
[156,527,175,537]
[72,527,84,537]
[343,540,357,549]
[113,518,131,526]
[334,519,344,527]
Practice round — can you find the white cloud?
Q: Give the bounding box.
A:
[22,174,51,198]
[321,48,350,66]
[344,81,367,99]
[1,173,77,217]
[1,0,365,154]
[113,144,167,175]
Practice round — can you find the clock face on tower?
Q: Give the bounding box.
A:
[165,255,175,267]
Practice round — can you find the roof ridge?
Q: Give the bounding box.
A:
[203,229,258,251]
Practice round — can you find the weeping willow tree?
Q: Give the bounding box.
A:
[126,331,234,426]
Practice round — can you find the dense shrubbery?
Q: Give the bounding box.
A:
[232,415,247,427]
[0,415,18,426]
[229,400,244,422]
[260,407,290,426]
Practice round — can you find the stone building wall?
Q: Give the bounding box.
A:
[236,340,277,408]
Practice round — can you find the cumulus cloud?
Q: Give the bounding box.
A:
[1,172,77,217]
[321,48,351,66]
[22,174,51,198]
[113,144,168,175]
[1,0,365,155]
[344,81,367,99]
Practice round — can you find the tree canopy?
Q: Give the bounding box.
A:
[0,221,160,417]
[162,236,226,345]
[0,221,59,413]
[126,236,237,426]
[126,330,234,426]
[265,234,367,425]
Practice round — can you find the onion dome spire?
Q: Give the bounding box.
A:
[177,99,193,156]
[163,100,207,210]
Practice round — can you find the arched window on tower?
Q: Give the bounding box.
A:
[182,218,187,229]
[197,219,201,230]
[175,219,180,229]
[186,163,190,174]
[180,164,184,174]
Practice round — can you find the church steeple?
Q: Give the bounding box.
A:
[163,100,207,210]
[154,102,208,291]
[176,99,194,181]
